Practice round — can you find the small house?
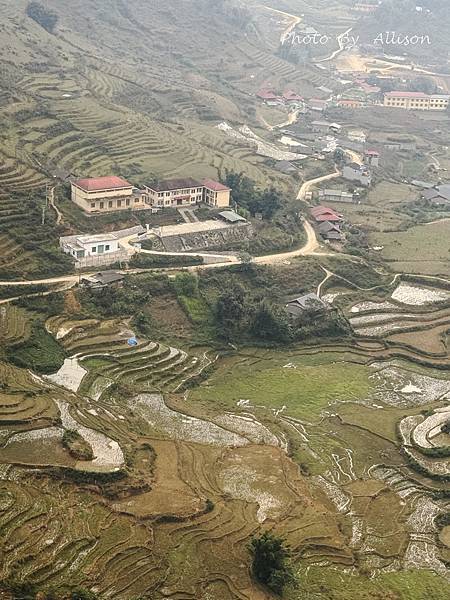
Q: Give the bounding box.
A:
[285,293,327,318]
[310,205,343,223]
[318,189,354,203]
[364,150,380,168]
[81,271,125,289]
[343,163,372,187]
[318,221,343,241]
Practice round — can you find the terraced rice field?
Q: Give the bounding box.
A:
[1,298,450,597]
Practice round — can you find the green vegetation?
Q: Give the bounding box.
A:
[292,565,450,600]
[0,191,73,280]
[6,321,66,373]
[62,429,94,461]
[249,532,295,595]
[190,351,373,419]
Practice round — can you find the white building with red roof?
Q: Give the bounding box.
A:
[71,175,146,214]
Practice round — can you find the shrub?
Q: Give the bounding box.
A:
[249,532,296,595]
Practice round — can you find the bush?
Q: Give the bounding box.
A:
[6,321,66,374]
[249,532,296,595]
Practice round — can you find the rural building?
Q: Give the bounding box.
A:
[256,88,303,105]
[218,211,247,224]
[411,180,435,189]
[71,176,145,214]
[285,293,327,318]
[311,121,341,134]
[347,130,366,144]
[144,178,231,209]
[421,184,450,206]
[318,189,354,203]
[308,98,328,112]
[364,150,380,167]
[310,205,343,223]
[203,179,232,208]
[336,99,364,109]
[343,163,372,186]
[318,221,343,241]
[60,225,144,268]
[384,91,450,111]
[81,271,125,289]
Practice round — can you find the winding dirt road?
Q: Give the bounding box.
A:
[297,168,341,200]
[0,167,344,294]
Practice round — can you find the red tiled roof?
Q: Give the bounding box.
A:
[314,213,342,222]
[202,179,231,192]
[385,91,428,98]
[283,89,303,101]
[365,150,379,156]
[311,205,339,216]
[257,89,279,100]
[74,176,132,192]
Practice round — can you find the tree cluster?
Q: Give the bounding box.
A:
[222,170,285,220]
[249,532,296,595]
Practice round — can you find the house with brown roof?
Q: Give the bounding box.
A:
[71,176,145,214]
[144,177,231,209]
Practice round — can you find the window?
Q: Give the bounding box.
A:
[126,199,130,206]
[134,197,140,203]
[100,201,104,209]
[90,202,95,208]
[117,200,122,207]
[105,245,110,251]
[92,247,97,253]
[108,201,113,208]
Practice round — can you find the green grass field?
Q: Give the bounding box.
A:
[190,350,373,419]
[372,220,450,275]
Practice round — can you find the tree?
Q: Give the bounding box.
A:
[237,251,254,272]
[249,301,291,343]
[249,532,296,595]
[216,284,247,340]
[222,171,285,220]
[173,272,198,297]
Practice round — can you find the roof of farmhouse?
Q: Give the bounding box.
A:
[73,176,132,192]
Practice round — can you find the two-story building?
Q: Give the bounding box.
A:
[384,91,450,111]
[144,178,231,209]
[71,176,146,214]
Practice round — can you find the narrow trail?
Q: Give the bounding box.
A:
[317,267,334,297]
[49,186,63,225]
[260,4,302,45]
[315,28,353,64]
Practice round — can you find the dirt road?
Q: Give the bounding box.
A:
[297,168,341,201]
